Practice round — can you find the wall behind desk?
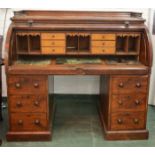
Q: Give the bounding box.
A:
[0,8,155,105]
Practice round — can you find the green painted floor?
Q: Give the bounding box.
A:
[0,95,155,147]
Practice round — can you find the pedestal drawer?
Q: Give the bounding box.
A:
[111,112,145,130]
[8,75,47,94]
[10,113,48,131]
[111,94,147,112]
[111,76,148,94]
[9,95,48,113]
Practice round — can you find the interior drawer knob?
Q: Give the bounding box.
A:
[118,100,123,105]
[15,83,21,88]
[16,101,22,107]
[52,35,55,38]
[51,42,55,45]
[117,118,123,124]
[34,82,39,88]
[18,120,23,125]
[119,82,124,88]
[133,118,139,124]
[34,119,40,125]
[136,83,141,88]
[34,101,39,106]
[135,100,141,105]
[52,49,55,52]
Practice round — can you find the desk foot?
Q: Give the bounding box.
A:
[6,131,52,141]
[98,106,149,140]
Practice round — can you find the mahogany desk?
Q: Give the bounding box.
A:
[4,11,153,141]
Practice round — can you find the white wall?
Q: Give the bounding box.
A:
[0,9,155,104]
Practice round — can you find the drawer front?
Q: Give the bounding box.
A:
[91,34,116,41]
[42,47,65,54]
[9,95,48,113]
[10,113,48,131]
[41,33,65,40]
[111,112,145,130]
[111,94,146,111]
[91,41,116,47]
[41,40,65,47]
[111,76,148,94]
[8,76,47,94]
[91,47,115,54]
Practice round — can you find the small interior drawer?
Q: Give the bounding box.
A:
[41,33,65,40]
[91,41,116,47]
[42,47,65,54]
[91,47,115,54]
[41,40,65,47]
[91,34,116,41]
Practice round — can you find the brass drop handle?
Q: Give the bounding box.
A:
[119,82,124,88]
[117,118,123,124]
[135,100,141,105]
[16,101,22,107]
[18,120,23,125]
[34,101,39,106]
[133,118,139,124]
[33,82,39,88]
[34,119,40,125]
[118,100,123,105]
[15,83,21,88]
[136,82,141,88]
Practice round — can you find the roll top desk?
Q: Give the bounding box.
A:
[5,11,152,141]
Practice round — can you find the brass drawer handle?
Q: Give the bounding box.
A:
[18,120,23,125]
[133,118,139,124]
[136,82,141,88]
[135,100,141,105]
[118,100,123,105]
[33,82,39,88]
[34,119,40,125]
[15,83,21,88]
[16,101,22,107]
[117,118,123,124]
[34,101,39,106]
[118,82,124,88]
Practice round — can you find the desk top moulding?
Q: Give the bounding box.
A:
[5,10,153,141]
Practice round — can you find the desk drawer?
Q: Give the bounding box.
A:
[91,34,116,41]
[9,95,48,113]
[41,33,65,40]
[111,112,145,130]
[91,47,115,54]
[10,113,48,131]
[8,76,47,94]
[111,76,148,94]
[111,94,146,111]
[41,40,65,47]
[42,47,65,54]
[91,41,116,47]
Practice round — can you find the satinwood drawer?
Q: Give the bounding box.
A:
[91,41,116,47]
[111,94,146,112]
[91,34,116,41]
[8,76,47,94]
[9,95,48,113]
[41,33,65,40]
[41,40,65,47]
[111,112,145,130]
[91,47,115,54]
[111,76,148,94]
[42,47,65,54]
[10,113,48,131]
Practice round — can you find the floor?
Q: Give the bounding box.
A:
[0,95,155,147]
